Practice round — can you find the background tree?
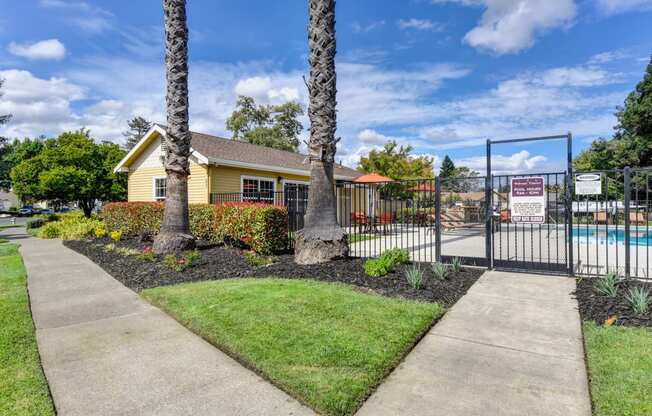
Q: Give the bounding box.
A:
[226,96,304,152]
[358,140,434,179]
[153,0,195,254]
[10,130,126,216]
[295,0,347,265]
[123,116,152,150]
[575,56,652,171]
[0,78,12,145]
[438,155,456,179]
[0,137,45,190]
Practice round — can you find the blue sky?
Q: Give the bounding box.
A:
[1,0,651,174]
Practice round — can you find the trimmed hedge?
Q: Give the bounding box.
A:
[101,201,288,254]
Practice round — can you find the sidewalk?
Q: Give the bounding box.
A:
[8,229,312,416]
[357,270,592,416]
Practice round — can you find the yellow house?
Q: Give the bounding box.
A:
[113,125,361,206]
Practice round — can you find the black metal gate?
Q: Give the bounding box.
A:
[490,172,570,274]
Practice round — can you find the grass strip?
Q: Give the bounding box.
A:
[143,278,442,415]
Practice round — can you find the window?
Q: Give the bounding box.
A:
[242,177,275,203]
[154,177,167,201]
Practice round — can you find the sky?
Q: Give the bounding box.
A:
[1,0,651,175]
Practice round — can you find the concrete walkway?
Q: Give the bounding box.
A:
[357,270,591,416]
[5,229,312,416]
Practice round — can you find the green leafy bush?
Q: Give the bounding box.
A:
[164,250,202,272]
[594,272,623,297]
[431,262,449,280]
[364,248,411,277]
[364,257,393,277]
[37,213,102,240]
[101,201,288,254]
[139,246,156,262]
[625,287,650,315]
[405,265,424,289]
[244,251,275,267]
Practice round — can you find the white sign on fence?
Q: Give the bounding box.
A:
[575,173,602,196]
[510,176,545,224]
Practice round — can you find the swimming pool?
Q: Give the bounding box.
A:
[572,226,652,246]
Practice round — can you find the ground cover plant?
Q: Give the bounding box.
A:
[0,242,55,415]
[142,278,443,416]
[583,322,652,416]
[363,248,410,277]
[64,236,483,305]
[575,276,651,328]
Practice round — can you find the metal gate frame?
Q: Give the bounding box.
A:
[486,133,574,275]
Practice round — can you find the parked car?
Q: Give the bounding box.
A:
[19,205,34,216]
[40,208,54,215]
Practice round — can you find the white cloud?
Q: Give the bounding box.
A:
[454,150,551,175]
[397,18,444,31]
[234,76,300,104]
[40,0,113,34]
[434,0,577,54]
[352,20,386,33]
[358,129,390,145]
[596,0,652,15]
[588,50,629,65]
[8,39,66,60]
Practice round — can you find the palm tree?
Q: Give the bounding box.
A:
[295,0,348,264]
[153,0,195,254]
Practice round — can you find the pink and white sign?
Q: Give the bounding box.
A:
[510,177,545,224]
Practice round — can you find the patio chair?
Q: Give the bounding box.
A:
[629,211,646,225]
[375,213,393,234]
[594,211,610,225]
[351,212,370,233]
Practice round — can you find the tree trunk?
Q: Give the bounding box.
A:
[153,0,195,254]
[294,0,348,264]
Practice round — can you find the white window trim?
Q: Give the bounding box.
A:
[240,175,276,202]
[281,179,310,189]
[152,176,167,201]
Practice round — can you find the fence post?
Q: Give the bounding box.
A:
[485,140,492,268]
[435,176,441,262]
[566,133,574,276]
[624,166,631,278]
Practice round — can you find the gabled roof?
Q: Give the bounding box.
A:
[114,125,361,180]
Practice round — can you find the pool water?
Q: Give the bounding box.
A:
[572,226,652,246]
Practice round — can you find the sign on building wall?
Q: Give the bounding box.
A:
[575,173,602,196]
[510,176,545,224]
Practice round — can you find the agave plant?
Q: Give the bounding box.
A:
[594,272,623,297]
[431,262,449,281]
[451,257,463,273]
[405,265,424,290]
[625,287,650,316]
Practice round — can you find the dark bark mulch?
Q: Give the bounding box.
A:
[574,276,651,328]
[64,237,483,306]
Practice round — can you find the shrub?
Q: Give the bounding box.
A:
[163,250,202,272]
[364,257,392,277]
[244,251,275,267]
[364,248,410,277]
[110,230,122,241]
[383,248,410,265]
[594,272,623,297]
[94,226,107,238]
[431,262,449,280]
[26,218,45,229]
[405,265,424,289]
[625,287,650,315]
[37,214,101,240]
[101,201,288,254]
[451,257,463,273]
[139,246,156,262]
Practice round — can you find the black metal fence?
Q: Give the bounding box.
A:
[209,168,652,281]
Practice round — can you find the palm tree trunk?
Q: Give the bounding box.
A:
[294,0,348,264]
[153,0,195,254]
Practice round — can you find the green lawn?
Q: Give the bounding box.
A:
[583,322,652,416]
[0,224,22,230]
[347,233,379,244]
[143,278,442,416]
[0,243,55,416]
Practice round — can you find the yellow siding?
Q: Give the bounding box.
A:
[127,162,209,203]
[209,166,309,194]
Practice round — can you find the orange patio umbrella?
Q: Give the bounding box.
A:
[353,172,393,183]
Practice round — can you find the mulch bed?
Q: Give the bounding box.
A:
[574,276,651,328]
[64,237,483,306]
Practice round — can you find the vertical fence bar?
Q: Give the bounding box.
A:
[485,140,492,268]
[435,176,441,262]
[624,166,631,278]
[566,133,574,276]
